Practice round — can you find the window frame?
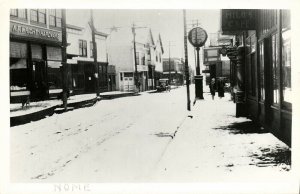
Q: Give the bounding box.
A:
[271,32,280,106]
[79,40,87,57]
[30,9,46,25]
[259,41,265,102]
[49,9,62,28]
[281,10,292,109]
[10,9,27,20]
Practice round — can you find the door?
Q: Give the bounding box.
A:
[84,63,95,93]
[123,77,134,92]
[32,61,48,100]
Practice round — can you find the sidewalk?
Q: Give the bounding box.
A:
[10,91,135,127]
[151,92,291,182]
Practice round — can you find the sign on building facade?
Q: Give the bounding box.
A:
[221,9,256,32]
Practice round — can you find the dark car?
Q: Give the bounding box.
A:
[156,79,171,92]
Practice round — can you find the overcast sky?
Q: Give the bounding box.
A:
[67,9,221,68]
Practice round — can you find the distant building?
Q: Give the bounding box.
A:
[10,9,65,102]
[107,27,164,92]
[162,58,184,85]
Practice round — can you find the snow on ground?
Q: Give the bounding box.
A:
[100,91,134,95]
[10,100,61,117]
[10,85,291,183]
[150,91,291,182]
[11,87,188,182]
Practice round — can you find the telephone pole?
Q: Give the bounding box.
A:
[132,23,139,92]
[90,9,100,97]
[61,9,68,111]
[132,23,147,92]
[168,41,171,83]
[183,10,191,111]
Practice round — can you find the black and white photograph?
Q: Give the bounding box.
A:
[1,0,300,193]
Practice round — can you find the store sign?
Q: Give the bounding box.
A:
[221,9,256,31]
[10,22,62,42]
[218,39,232,46]
[137,65,148,72]
[204,48,221,64]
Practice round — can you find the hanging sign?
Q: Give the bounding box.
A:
[188,27,208,48]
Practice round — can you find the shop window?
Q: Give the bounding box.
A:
[49,9,62,28]
[47,46,62,61]
[259,42,265,101]
[71,64,84,89]
[10,42,28,91]
[47,61,62,89]
[10,58,28,91]
[282,10,291,105]
[30,9,46,24]
[72,74,85,89]
[102,64,107,73]
[10,9,27,19]
[79,40,87,57]
[272,33,280,105]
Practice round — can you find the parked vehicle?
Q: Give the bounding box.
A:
[156,78,171,92]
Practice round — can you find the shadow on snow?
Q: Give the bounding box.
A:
[213,121,267,135]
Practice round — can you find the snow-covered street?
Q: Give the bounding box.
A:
[10,85,291,183]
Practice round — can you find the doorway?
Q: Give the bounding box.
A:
[32,60,48,100]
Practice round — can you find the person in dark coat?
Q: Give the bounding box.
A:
[217,78,225,98]
[209,78,216,100]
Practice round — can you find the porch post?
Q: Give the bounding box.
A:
[236,46,246,117]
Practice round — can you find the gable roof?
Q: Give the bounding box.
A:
[158,34,164,54]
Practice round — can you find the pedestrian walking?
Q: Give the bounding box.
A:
[209,78,216,100]
[217,78,225,98]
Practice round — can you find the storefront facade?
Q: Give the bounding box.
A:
[10,9,64,103]
[66,17,109,95]
[221,9,292,146]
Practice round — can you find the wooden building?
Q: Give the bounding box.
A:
[10,9,65,103]
[221,9,292,146]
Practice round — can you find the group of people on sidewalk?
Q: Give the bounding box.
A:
[209,78,225,100]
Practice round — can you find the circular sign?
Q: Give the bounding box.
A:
[188,27,208,47]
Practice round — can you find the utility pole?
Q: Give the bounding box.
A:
[90,9,100,97]
[61,9,68,111]
[168,41,171,84]
[132,23,139,92]
[183,10,191,111]
[131,23,147,92]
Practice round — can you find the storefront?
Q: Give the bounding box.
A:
[10,17,63,103]
[108,65,116,91]
[221,9,292,146]
[71,61,109,94]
